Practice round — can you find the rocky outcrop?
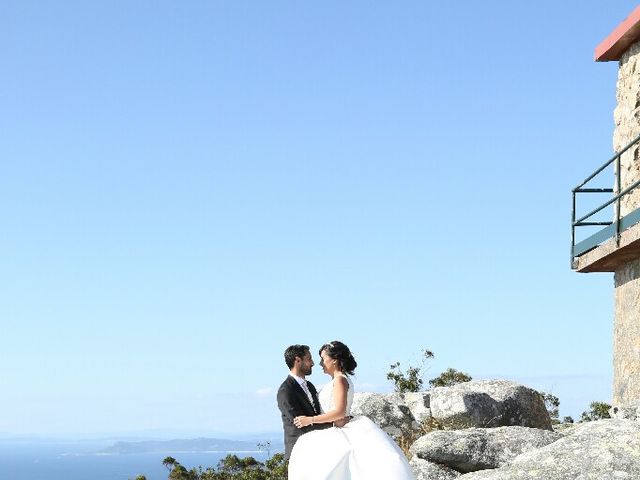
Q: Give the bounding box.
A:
[458,420,640,479]
[351,382,640,478]
[429,380,551,430]
[350,381,640,479]
[353,380,551,444]
[410,427,561,473]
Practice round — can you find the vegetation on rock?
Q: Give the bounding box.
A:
[386,349,434,392]
[428,368,472,388]
[387,349,471,392]
[580,401,612,422]
[540,391,561,423]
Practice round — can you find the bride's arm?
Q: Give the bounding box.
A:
[294,376,348,427]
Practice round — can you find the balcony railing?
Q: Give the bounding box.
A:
[571,133,640,267]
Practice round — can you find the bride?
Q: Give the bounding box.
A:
[288,341,415,480]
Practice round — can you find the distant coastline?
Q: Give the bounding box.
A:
[97,437,284,455]
[0,441,277,480]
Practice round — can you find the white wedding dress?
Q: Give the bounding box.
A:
[288,374,415,480]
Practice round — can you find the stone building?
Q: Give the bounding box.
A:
[572,6,640,408]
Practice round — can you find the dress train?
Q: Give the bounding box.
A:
[288,416,414,480]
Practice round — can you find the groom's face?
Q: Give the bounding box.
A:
[298,350,314,376]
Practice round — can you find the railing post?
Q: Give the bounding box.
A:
[571,190,576,267]
[616,154,622,245]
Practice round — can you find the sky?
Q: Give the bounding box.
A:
[1,0,638,437]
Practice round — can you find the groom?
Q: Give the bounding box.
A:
[277,344,332,460]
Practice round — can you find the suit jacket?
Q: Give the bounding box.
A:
[277,375,331,460]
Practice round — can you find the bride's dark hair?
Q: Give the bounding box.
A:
[319,340,357,375]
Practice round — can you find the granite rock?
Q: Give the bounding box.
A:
[410,426,561,473]
[351,392,426,440]
[429,380,552,430]
[458,420,640,479]
[410,457,461,480]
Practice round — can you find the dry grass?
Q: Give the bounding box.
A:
[398,417,447,458]
[397,416,485,459]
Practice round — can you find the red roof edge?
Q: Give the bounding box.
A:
[595,6,640,62]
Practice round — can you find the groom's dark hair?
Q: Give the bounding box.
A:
[284,344,310,369]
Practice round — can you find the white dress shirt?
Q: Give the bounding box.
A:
[290,373,315,407]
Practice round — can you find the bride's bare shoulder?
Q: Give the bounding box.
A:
[334,374,350,390]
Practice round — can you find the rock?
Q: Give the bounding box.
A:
[410,457,460,480]
[551,421,579,435]
[352,392,429,440]
[429,380,551,430]
[610,403,640,420]
[404,392,432,423]
[458,419,640,479]
[410,426,561,473]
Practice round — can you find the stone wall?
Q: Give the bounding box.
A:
[613,259,640,405]
[613,40,640,407]
[614,40,640,216]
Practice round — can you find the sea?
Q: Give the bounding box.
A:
[0,441,271,480]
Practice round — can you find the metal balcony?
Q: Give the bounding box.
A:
[571,133,640,272]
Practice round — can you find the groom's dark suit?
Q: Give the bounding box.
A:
[277,375,331,460]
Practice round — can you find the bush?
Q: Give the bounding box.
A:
[539,391,560,424]
[387,349,434,393]
[386,349,434,393]
[160,453,287,480]
[580,401,611,422]
[428,368,472,388]
[387,350,473,393]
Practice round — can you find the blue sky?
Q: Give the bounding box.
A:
[0,0,636,436]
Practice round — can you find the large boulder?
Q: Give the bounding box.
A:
[458,419,640,479]
[410,426,561,473]
[352,392,430,440]
[429,380,551,430]
[410,457,460,480]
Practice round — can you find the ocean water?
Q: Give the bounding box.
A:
[0,442,270,480]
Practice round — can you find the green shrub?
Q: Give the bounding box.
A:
[580,401,611,422]
[386,349,434,393]
[539,391,560,423]
[428,368,472,388]
[160,453,287,480]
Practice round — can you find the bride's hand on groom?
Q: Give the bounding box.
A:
[333,416,351,428]
[293,415,353,428]
[293,416,313,428]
